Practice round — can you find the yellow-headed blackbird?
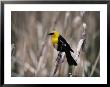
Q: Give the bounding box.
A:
[48,31,77,66]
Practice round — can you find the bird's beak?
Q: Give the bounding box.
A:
[48,33,54,35]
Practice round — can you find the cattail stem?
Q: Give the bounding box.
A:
[51,52,65,76]
[90,52,100,77]
[68,65,73,77]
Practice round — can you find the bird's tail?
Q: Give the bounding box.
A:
[65,51,77,66]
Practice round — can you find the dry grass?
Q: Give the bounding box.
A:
[11,11,100,77]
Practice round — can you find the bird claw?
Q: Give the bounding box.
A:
[56,57,60,62]
[56,57,64,63]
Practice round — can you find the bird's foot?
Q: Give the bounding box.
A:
[56,57,64,63]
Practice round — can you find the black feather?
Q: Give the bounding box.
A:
[57,35,74,53]
[57,35,77,66]
[65,51,77,66]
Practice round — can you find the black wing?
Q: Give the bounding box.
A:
[57,35,74,52]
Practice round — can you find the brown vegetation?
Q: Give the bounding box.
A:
[11,11,100,77]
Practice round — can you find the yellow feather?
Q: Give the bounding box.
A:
[51,37,58,45]
[51,31,59,45]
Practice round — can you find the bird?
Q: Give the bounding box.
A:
[48,31,77,66]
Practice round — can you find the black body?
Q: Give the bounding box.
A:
[57,35,77,66]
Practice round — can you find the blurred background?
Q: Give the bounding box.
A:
[11,11,100,77]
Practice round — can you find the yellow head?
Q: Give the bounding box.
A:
[48,31,59,45]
